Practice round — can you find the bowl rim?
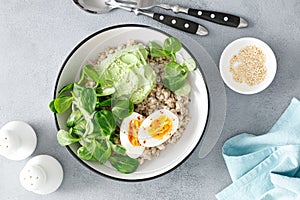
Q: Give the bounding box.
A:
[53,24,210,182]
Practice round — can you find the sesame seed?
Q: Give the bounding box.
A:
[229,45,267,86]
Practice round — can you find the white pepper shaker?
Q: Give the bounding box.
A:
[19,155,63,194]
[0,121,37,160]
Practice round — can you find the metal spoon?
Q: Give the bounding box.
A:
[72,0,208,36]
[73,0,115,14]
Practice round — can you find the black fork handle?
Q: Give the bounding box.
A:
[152,13,208,35]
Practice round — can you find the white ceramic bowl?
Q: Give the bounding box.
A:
[219,37,277,94]
[54,24,209,181]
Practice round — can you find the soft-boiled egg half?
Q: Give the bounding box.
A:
[120,112,145,159]
[138,109,179,148]
[120,109,179,158]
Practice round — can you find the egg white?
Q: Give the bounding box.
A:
[120,112,145,159]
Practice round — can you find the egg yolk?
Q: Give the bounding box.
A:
[128,119,142,146]
[148,115,172,140]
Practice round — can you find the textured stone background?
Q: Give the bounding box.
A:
[0,0,300,199]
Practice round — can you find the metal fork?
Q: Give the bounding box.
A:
[106,0,208,36]
[112,0,248,28]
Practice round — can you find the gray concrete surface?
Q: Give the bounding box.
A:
[1,0,300,199]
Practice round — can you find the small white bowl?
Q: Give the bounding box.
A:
[219,37,277,94]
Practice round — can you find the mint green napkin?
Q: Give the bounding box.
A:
[216,98,300,200]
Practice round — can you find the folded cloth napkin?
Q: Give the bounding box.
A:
[216,98,300,200]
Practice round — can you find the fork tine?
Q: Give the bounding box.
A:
[108,0,138,8]
[115,0,138,6]
[116,0,138,3]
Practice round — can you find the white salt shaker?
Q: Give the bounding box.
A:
[0,121,37,160]
[19,155,63,194]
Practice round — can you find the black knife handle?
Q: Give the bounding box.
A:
[153,13,208,35]
[188,9,247,28]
